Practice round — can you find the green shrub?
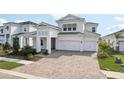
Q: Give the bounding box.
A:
[44,49,49,55]
[98,40,110,58]
[3,42,11,50]
[107,47,115,55]
[20,45,36,56]
[13,36,20,53]
[32,49,37,55]
[98,51,109,58]
[26,53,34,60]
[121,64,124,67]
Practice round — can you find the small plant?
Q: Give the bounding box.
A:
[20,45,36,60]
[44,49,49,55]
[20,45,35,56]
[26,53,34,60]
[121,64,124,67]
[3,42,11,50]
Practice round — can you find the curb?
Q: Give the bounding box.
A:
[0,69,43,79]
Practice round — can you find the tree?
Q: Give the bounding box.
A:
[98,40,110,58]
[13,36,20,53]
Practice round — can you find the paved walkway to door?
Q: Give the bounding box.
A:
[0,57,33,65]
[13,51,106,79]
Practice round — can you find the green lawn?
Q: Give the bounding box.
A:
[98,54,124,73]
[0,61,23,70]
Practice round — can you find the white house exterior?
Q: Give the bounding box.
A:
[0,14,100,54]
[102,29,124,52]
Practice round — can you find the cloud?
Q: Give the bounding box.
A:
[106,24,124,34]
[106,24,124,30]
[50,14,66,20]
[15,20,25,23]
[114,16,124,21]
[0,18,8,26]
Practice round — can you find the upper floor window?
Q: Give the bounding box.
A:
[92,27,96,32]
[63,24,67,31]
[6,26,9,31]
[0,29,3,33]
[63,24,77,31]
[72,24,77,31]
[24,28,27,32]
[68,24,72,31]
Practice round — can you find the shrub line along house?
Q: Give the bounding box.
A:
[0,14,100,54]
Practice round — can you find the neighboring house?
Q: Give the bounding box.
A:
[0,14,100,54]
[102,29,124,52]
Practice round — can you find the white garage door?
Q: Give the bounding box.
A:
[84,41,97,51]
[119,42,124,52]
[57,40,80,51]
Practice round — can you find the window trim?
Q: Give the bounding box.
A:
[92,27,96,32]
[62,24,77,32]
[24,28,27,32]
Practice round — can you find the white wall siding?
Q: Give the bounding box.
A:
[58,21,85,33]
[85,23,98,32]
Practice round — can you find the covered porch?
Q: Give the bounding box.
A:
[12,31,56,54]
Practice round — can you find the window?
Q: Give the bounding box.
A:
[24,28,27,31]
[1,29,3,33]
[63,28,67,31]
[41,40,43,46]
[68,24,72,31]
[63,24,67,31]
[63,24,77,31]
[72,24,77,31]
[6,26,9,31]
[92,27,96,32]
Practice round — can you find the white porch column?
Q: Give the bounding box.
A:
[33,37,36,49]
[46,36,51,54]
[80,41,84,52]
[36,36,41,53]
[28,37,33,46]
[4,34,6,44]
[19,36,23,48]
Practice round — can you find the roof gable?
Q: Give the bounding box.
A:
[57,14,85,22]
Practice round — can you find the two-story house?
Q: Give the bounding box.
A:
[0,14,100,54]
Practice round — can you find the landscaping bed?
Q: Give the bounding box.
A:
[0,60,23,70]
[0,45,42,61]
[98,54,124,73]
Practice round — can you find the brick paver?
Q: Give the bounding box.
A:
[13,51,106,79]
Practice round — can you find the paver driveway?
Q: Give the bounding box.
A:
[13,51,106,79]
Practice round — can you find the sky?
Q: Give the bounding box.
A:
[0,14,124,36]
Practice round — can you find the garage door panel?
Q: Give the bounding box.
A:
[57,40,80,51]
[119,42,124,52]
[84,42,97,51]
[56,39,98,51]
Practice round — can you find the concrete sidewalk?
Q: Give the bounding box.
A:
[101,70,124,79]
[0,69,43,79]
[0,57,33,65]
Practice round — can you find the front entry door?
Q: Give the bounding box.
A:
[51,38,56,49]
